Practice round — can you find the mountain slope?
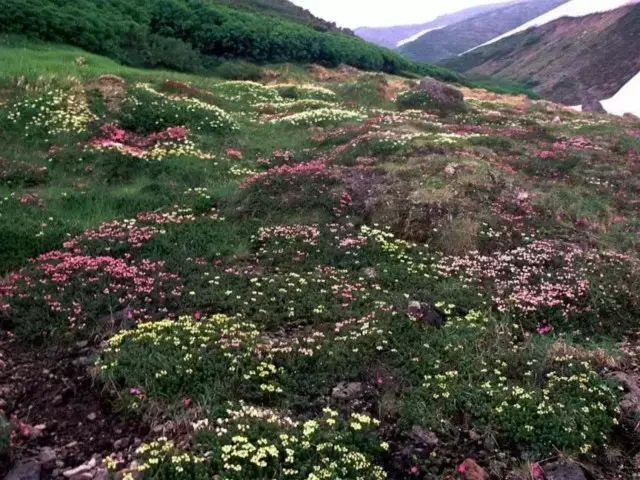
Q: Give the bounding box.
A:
[470,0,640,51]
[354,2,516,49]
[441,4,640,107]
[397,0,567,62]
[215,0,352,33]
[0,0,414,75]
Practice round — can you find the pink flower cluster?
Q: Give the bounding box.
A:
[240,160,332,189]
[333,191,353,217]
[90,123,188,157]
[437,240,591,319]
[257,224,321,245]
[63,220,160,252]
[1,250,182,328]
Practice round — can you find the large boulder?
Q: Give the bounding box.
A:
[412,76,467,115]
[85,75,126,112]
[581,98,606,114]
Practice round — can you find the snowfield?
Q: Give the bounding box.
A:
[465,0,640,52]
[396,26,446,47]
[602,70,640,117]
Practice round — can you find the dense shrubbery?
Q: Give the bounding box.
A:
[0,0,426,76]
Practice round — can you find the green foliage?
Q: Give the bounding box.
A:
[98,315,283,405]
[398,311,620,456]
[118,84,236,134]
[0,0,431,77]
[130,409,387,480]
[213,61,264,81]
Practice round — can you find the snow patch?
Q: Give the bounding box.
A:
[396,26,446,47]
[601,70,640,117]
[465,0,640,53]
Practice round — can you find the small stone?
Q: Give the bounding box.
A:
[409,426,438,447]
[39,447,57,470]
[69,474,93,480]
[468,429,482,441]
[543,461,587,480]
[72,356,93,367]
[331,382,364,401]
[113,437,130,450]
[75,341,89,349]
[87,412,97,421]
[551,115,562,124]
[407,301,446,328]
[460,458,489,480]
[63,463,92,478]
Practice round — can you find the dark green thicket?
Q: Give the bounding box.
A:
[0,0,458,79]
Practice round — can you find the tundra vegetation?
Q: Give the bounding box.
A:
[0,36,639,480]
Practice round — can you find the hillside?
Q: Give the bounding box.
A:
[397,0,567,62]
[469,0,640,51]
[0,0,411,75]
[441,4,640,108]
[354,2,515,49]
[215,0,352,34]
[1,37,640,480]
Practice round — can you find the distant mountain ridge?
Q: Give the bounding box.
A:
[397,0,568,62]
[354,2,517,49]
[440,3,640,108]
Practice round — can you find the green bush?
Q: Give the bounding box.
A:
[129,408,387,480]
[0,0,442,78]
[98,315,283,406]
[214,61,264,81]
[118,84,236,134]
[398,311,620,456]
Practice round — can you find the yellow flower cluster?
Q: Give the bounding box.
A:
[7,88,94,137]
[270,108,366,127]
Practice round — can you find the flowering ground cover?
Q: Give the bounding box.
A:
[1,41,640,480]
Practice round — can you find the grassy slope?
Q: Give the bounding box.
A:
[1,37,639,479]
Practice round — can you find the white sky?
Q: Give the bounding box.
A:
[289,0,517,28]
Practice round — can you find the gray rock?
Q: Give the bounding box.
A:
[415,77,467,115]
[409,426,439,447]
[62,463,92,478]
[113,437,130,450]
[407,301,446,328]
[623,112,640,122]
[331,382,364,401]
[581,98,606,114]
[543,461,587,480]
[5,461,42,480]
[39,447,57,470]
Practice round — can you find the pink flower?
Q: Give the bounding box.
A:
[536,324,553,335]
[225,148,243,160]
[531,463,545,480]
[456,463,467,474]
[129,387,143,396]
[409,466,419,475]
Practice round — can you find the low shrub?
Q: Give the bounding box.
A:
[118,84,236,134]
[126,407,387,480]
[98,315,282,406]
